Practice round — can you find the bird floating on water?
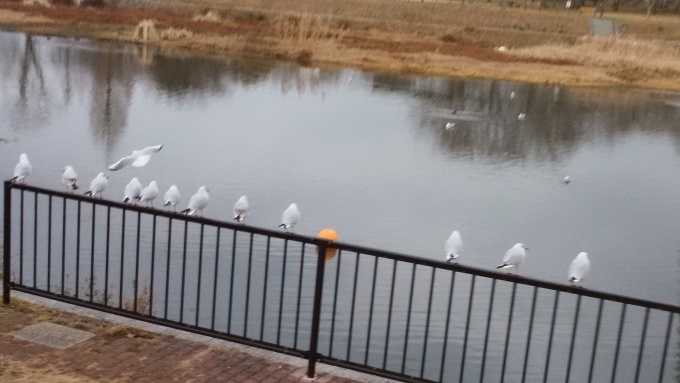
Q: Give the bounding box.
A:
[445,122,456,130]
[510,91,516,99]
[279,203,300,232]
[108,144,163,171]
[181,186,209,216]
[139,180,159,206]
[568,252,590,285]
[163,185,181,210]
[84,173,108,198]
[123,177,143,204]
[12,153,32,184]
[563,175,571,184]
[445,230,463,263]
[497,243,528,274]
[517,113,526,120]
[62,166,78,191]
[233,195,249,223]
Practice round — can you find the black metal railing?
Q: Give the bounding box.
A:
[3,180,680,382]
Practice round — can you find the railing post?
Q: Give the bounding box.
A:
[307,242,328,378]
[3,181,12,305]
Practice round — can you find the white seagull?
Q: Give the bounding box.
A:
[279,203,300,232]
[445,230,463,263]
[568,252,591,285]
[181,186,209,216]
[517,113,526,121]
[445,122,456,130]
[62,166,79,191]
[497,243,528,274]
[233,195,249,223]
[84,173,108,198]
[12,153,32,184]
[163,185,181,210]
[139,180,159,206]
[564,175,571,184]
[108,144,163,171]
[123,177,143,204]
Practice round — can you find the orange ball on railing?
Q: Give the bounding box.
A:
[317,228,338,261]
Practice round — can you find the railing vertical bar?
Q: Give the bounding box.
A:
[32,192,37,288]
[118,210,126,309]
[3,181,11,305]
[500,282,518,382]
[195,224,205,327]
[259,236,271,341]
[657,312,673,383]
[243,232,254,337]
[210,227,221,331]
[19,189,24,285]
[480,278,497,383]
[438,271,456,382]
[634,307,650,383]
[401,263,417,375]
[521,286,538,383]
[420,267,437,379]
[61,196,66,295]
[163,217,172,320]
[75,201,81,298]
[293,242,305,349]
[104,206,110,306]
[179,220,188,323]
[459,275,476,383]
[329,249,343,356]
[305,243,327,378]
[346,252,360,361]
[565,294,582,383]
[610,303,627,383]
[89,204,95,301]
[276,239,289,345]
[543,291,560,383]
[133,212,141,312]
[587,299,604,383]
[46,195,52,293]
[227,230,237,334]
[382,258,397,370]
[364,256,380,366]
[149,214,157,315]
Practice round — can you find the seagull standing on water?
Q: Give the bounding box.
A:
[108,144,163,171]
[139,180,159,206]
[445,230,463,263]
[181,186,209,216]
[279,203,300,232]
[12,153,32,184]
[568,252,591,285]
[123,177,143,204]
[62,166,79,191]
[233,195,249,223]
[497,243,528,274]
[163,185,181,210]
[84,173,108,198]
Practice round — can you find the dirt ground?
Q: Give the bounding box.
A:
[1,0,680,90]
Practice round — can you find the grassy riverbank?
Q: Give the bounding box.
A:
[2,0,680,90]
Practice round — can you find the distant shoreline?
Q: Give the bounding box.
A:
[2,1,680,91]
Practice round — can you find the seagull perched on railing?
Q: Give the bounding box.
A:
[84,173,108,198]
[233,195,249,223]
[139,180,159,206]
[279,203,300,232]
[181,186,209,216]
[497,243,528,274]
[62,166,78,191]
[163,185,180,211]
[108,144,163,171]
[11,153,32,184]
[123,177,143,204]
[445,230,463,263]
[568,252,591,286]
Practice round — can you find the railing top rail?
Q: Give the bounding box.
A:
[6,180,680,314]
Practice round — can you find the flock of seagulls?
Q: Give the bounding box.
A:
[11,148,590,284]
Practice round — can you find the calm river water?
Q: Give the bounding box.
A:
[1,30,680,381]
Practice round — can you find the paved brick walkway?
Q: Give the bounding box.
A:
[0,297,371,383]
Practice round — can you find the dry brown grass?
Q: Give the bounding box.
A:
[0,356,98,383]
[510,35,680,75]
